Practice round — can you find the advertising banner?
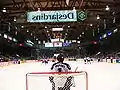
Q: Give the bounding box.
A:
[27,10,77,22]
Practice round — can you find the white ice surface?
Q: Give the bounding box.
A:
[0,61,120,90]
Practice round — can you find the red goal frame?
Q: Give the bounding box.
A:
[26,71,88,90]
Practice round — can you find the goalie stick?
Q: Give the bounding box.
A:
[70,66,79,87]
[74,66,78,72]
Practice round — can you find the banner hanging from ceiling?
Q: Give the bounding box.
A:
[27,10,87,22]
[27,10,77,22]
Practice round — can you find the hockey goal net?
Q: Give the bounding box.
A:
[26,71,88,90]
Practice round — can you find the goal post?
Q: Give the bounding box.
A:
[26,71,88,90]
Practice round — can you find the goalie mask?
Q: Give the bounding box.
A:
[57,54,64,62]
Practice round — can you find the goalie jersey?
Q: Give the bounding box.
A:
[50,62,75,90]
[51,62,71,72]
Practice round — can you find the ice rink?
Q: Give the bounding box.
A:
[0,61,120,90]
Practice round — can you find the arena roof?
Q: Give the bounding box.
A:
[0,0,120,50]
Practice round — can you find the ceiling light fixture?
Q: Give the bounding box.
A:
[97,15,100,20]
[90,24,93,26]
[113,28,118,33]
[65,33,67,35]
[80,35,82,37]
[2,8,6,12]
[38,41,41,44]
[21,25,24,28]
[82,32,84,35]
[52,28,63,31]
[14,17,17,21]
[105,5,110,11]
[68,26,70,28]
[38,8,40,11]
[15,31,17,35]
[73,7,76,11]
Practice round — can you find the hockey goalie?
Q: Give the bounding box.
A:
[49,54,75,90]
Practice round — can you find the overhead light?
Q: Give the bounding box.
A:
[13,38,17,42]
[73,7,76,11]
[14,17,17,21]
[97,15,100,20]
[38,41,41,44]
[43,41,45,44]
[38,8,40,11]
[2,8,6,12]
[105,5,110,11]
[82,32,84,35]
[80,35,82,37]
[113,28,118,33]
[68,26,70,28]
[77,41,81,43]
[27,30,29,32]
[96,52,101,55]
[52,28,63,31]
[72,40,76,42]
[103,34,107,38]
[65,33,67,35]
[77,37,79,39]
[36,38,38,40]
[45,26,47,28]
[15,31,17,35]
[90,24,93,26]
[21,25,24,28]
[4,34,7,39]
